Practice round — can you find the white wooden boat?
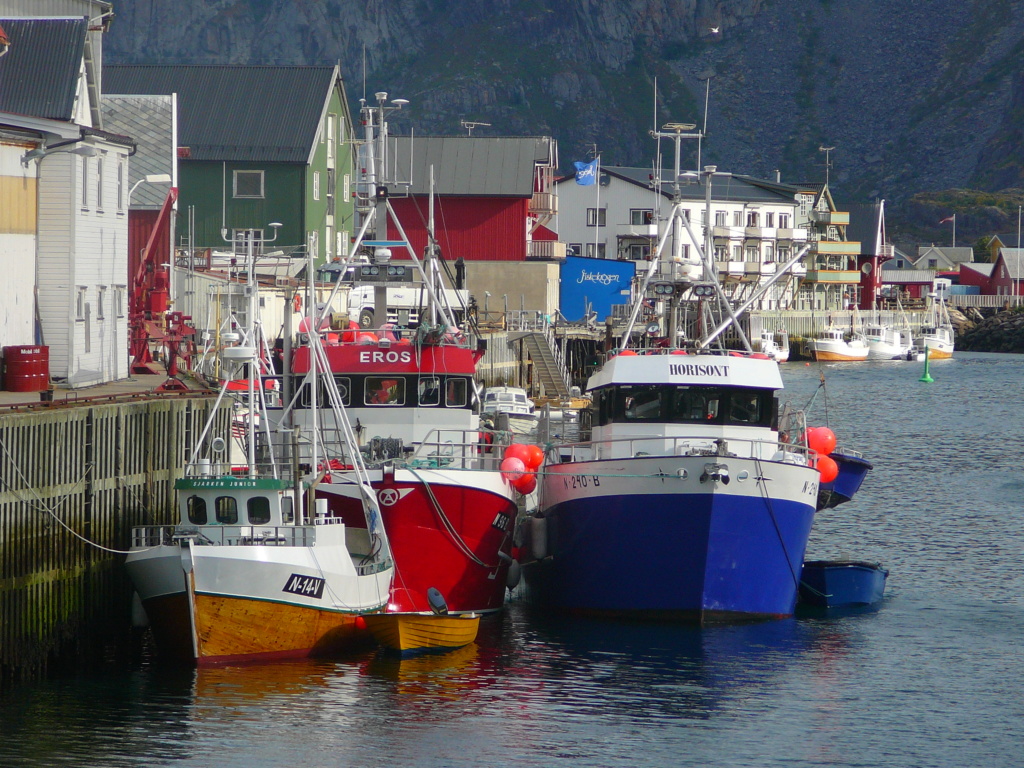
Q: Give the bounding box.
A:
[809,327,869,362]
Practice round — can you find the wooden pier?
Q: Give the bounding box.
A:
[0,393,225,683]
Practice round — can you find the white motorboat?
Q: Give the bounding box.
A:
[808,327,869,362]
[864,323,915,360]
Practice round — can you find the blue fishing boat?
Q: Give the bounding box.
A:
[798,560,888,608]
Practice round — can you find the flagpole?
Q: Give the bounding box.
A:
[594,154,601,259]
[953,213,956,248]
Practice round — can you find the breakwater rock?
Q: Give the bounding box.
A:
[957,306,1024,353]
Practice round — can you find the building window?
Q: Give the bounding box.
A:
[746,245,758,261]
[76,287,87,320]
[313,171,320,201]
[114,286,126,317]
[569,243,582,257]
[746,211,759,227]
[765,212,774,228]
[585,243,607,258]
[327,168,336,203]
[586,208,606,227]
[97,286,106,319]
[732,245,742,259]
[327,114,336,165]
[325,225,333,258]
[714,245,728,261]
[928,259,937,268]
[343,173,351,199]
[630,209,653,226]
[779,214,790,229]
[625,244,650,260]
[733,211,743,227]
[715,211,727,226]
[681,245,690,260]
[96,157,104,210]
[233,170,264,199]
[117,161,124,211]
[765,244,775,262]
[337,231,348,259]
[81,157,89,208]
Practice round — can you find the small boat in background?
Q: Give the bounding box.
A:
[808,327,869,362]
[759,328,790,363]
[817,449,874,510]
[864,322,914,360]
[364,589,479,656]
[917,296,955,360]
[798,560,888,608]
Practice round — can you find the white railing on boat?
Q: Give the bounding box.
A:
[550,434,814,464]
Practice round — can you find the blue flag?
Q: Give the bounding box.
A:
[574,158,599,186]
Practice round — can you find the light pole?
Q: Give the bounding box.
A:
[1017,205,1022,306]
[128,173,172,204]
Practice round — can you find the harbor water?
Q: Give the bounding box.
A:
[2,352,1023,767]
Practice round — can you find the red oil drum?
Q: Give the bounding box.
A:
[2,345,50,392]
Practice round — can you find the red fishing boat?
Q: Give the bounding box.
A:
[276,91,521,618]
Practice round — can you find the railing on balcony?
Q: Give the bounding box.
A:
[526,240,567,261]
[811,211,850,226]
[803,269,862,284]
[530,191,557,217]
[880,244,894,259]
[816,240,862,255]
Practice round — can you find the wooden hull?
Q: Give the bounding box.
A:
[811,348,869,362]
[190,591,376,664]
[364,613,480,656]
[922,344,954,360]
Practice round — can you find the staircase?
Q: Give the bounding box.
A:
[515,330,571,400]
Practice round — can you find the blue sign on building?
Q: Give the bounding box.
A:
[560,256,635,322]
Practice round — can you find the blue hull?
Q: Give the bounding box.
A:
[523,489,816,619]
[798,560,888,607]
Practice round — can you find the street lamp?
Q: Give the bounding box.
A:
[21,141,97,165]
[127,173,172,204]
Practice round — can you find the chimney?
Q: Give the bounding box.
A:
[775,169,781,183]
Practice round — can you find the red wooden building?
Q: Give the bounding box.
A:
[383,136,559,262]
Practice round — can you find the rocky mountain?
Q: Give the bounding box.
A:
[104,0,1024,252]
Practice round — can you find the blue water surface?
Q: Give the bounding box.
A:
[1,353,1022,767]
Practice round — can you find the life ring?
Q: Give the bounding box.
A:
[293,293,302,313]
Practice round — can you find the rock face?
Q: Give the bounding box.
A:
[958,307,1024,353]
[103,0,1024,208]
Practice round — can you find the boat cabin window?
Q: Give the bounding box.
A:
[281,496,294,524]
[365,377,405,406]
[446,378,468,407]
[187,495,208,525]
[595,385,773,427]
[215,496,239,524]
[297,376,351,407]
[247,496,271,525]
[418,377,441,406]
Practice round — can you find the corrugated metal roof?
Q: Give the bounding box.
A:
[103,65,337,163]
[389,136,550,197]
[101,94,174,209]
[881,269,935,283]
[0,17,86,120]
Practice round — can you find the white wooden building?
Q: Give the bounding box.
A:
[0,5,135,388]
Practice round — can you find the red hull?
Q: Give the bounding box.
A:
[319,472,516,614]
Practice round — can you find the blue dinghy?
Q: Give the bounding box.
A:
[798,560,888,608]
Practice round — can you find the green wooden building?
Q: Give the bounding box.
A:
[104,64,357,266]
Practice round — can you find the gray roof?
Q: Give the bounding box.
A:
[561,166,800,205]
[103,65,337,163]
[916,245,974,264]
[101,94,174,209]
[845,202,883,253]
[881,269,936,284]
[998,248,1024,277]
[960,262,995,277]
[0,17,86,120]
[388,136,553,197]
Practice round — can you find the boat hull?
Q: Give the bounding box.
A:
[817,451,873,510]
[810,346,870,362]
[318,467,518,614]
[525,455,819,619]
[364,612,480,656]
[127,539,391,664]
[798,560,888,607]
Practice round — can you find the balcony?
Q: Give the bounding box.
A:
[811,211,850,226]
[816,240,862,256]
[616,223,659,238]
[530,192,557,217]
[776,228,809,242]
[803,269,862,284]
[880,244,894,259]
[526,240,567,261]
